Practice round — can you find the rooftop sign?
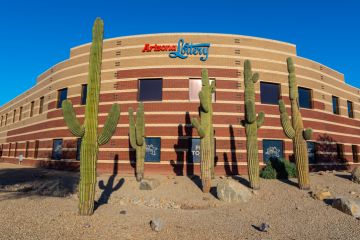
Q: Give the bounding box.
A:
[142,38,210,61]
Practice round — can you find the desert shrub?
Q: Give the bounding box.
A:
[260,158,297,179]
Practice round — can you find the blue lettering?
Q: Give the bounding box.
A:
[169,38,210,61]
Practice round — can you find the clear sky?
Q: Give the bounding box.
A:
[1,0,359,106]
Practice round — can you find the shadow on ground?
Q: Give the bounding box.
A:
[0,165,79,200]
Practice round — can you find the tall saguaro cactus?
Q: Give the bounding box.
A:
[191,69,215,193]
[62,18,120,215]
[128,102,146,182]
[241,60,265,190]
[278,57,312,190]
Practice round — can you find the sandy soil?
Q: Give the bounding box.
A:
[0,163,360,240]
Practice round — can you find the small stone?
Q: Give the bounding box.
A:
[259,223,270,232]
[120,210,127,215]
[84,224,91,228]
[150,218,164,232]
[350,191,356,195]
[295,206,302,211]
[312,190,332,200]
[216,179,252,203]
[139,178,160,190]
[318,171,325,175]
[332,197,360,218]
[203,197,210,201]
[351,167,360,184]
[252,190,259,195]
[174,181,178,184]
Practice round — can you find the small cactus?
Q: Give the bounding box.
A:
[278,57,312,190]
[241,60,265,189]
[128,102,146,181]
[191,69,215,193]
[62,18,120,215]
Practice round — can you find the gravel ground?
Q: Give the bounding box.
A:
[0,163,360,240]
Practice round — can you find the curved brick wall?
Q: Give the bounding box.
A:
[1,33,359,174]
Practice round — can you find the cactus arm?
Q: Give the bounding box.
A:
[245,100,256,124]
[199,91,210,113]
[256,112,265,128]
[252,73,259,83]
[135,102,144,146]
[191,118,205,138]
[62,100,84,137]
[279,100,295,139]
[98,103,120,146]
[303,128,313,140]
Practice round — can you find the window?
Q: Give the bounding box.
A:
[57,88,68,108]
[25,141,29,158]
[352,145,359,163]
[8,143,11,156]
[332,96,340,115]
[52,139,63,160]
[138,79,162,101]
[30,101,35,117]
[5,114,8,126]
[19,106,23,121]
[0,144,3,157]
[34,140,39,159]
[347,100,354,118]
[260,82,280,104]
[307,141,317,164]
[145,137,161,162]
[263,139,284,162]
[14,142,17,157]
[76,138,82,160]
[189,79,215,101]
[0,116,3,127]
[298,87,312,109]
[13,109,16,123]
[39,97,44,114]
[336,143,344,159]
[81,84,87,105]
[188,138,201,163]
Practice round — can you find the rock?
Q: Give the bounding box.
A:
[259,223,270,232]
[318,171,325,175]
[332,197,360,218]
[120,210,126,215]
[203,196,210,201]
[350,191,356,195]
[216,179,252,203]
[139,178,160,190]
[252,190,259,195]
[150,218,164,232]
[173,181,178,184]
[84,224,91,228]
[351,167,360,184]
[311,190,332,200]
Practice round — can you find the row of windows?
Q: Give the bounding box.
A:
[0,96,45,127]
[260,82,354,118]
[1,139,358,164]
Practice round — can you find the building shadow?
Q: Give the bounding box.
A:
[128,137,136,176]
[95,154,124,211]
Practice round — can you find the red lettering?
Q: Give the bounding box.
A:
[142,43,150,52]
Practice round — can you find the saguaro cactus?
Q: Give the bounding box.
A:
[191,69,215,193]
[62,18,120,215]
[278,57,312,190]
[128,102,146,182]
[241,60,265,190]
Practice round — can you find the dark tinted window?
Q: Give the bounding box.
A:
[145,137,161,162]
[332,96,339,114]
[298,87,312,109]
[307,141,316,164]
[39,97,44,114]
[260,82,280,104]
[52,139,63,160]
[30,101,35,117]
[138,79,162,101]
[57,88,68,108]
[81,84,87,105]
[262,139,284,162]
[347,100,354,118]
[336,143,344,159]
[352,145,359,163]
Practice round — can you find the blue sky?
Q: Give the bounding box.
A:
[1,0,359,106]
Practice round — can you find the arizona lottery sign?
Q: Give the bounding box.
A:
[142,38,210,61]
